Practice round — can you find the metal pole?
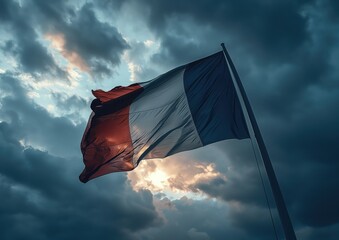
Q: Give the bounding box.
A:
[221,43,297,240]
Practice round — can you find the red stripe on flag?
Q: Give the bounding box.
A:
[92,84,141,103]
[80,84,143,183]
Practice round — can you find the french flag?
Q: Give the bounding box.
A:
[80,51,249,183]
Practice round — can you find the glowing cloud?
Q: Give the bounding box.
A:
[127,62,142,82]
[123,39,160,82]
[128,155,226,199]
[45,33,89,73]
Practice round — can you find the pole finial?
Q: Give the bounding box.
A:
[220,43,227,53]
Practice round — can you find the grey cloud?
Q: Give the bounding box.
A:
[0,73,83,158]
[187,228,210,240]
[131,0,310,66]
[292,164,339,227]
[150,34,205,68]
[29,0,74,24]
[17,36,65,78]
[197,175,264,206]
[51,92,89,112]
[125,40,159,81]
[319,0,339,21]
[0,120,162,240]
[30,1,129,78]
[0,0,128,79]
[182,140,268,207]
[297,224,339,240]
[0,0,13,22]
[141,196,279,240]
[0,0,67,79]
[62,4,129,72]
[94,0,126,12]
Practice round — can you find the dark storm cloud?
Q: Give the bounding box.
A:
[0,0,12,21]
[192,68,339,238]
[0,126,162,240]
[197,175,263,206]
[185,141,284,238]
[0,73,83,157]
[248,7,339,233]
[59,3,129,76]
[125,40,158,81]
[30,1,129,78]
[176,140,272,208]
[140,196,278,240]
[270,88,339,229]
[319,0,339,21]
[0,76,162,240]
[51,92,89,112]
[0,0,128,79]
[131,0,310,65]
[0,0,67,79]
[94,0,126,12]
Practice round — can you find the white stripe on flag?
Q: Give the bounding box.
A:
[129,68,202,166]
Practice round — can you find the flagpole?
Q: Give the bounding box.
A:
[221,43,297,240]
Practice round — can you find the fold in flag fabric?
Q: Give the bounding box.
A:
[80,51,249,183]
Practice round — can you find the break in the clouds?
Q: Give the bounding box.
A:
[40,2,129,77]
[0,0,128,79]
[1,0,339,239]
[0,0,66,79]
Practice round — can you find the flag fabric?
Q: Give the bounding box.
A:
[80,51,249,183]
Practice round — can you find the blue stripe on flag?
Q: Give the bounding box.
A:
[183,51,249,145]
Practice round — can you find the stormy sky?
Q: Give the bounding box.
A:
[0,0,338,239]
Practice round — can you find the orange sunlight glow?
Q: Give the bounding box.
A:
[45,33,90,73]
[128,155,225,199]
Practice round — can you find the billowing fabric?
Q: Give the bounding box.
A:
[80,51,249,183]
